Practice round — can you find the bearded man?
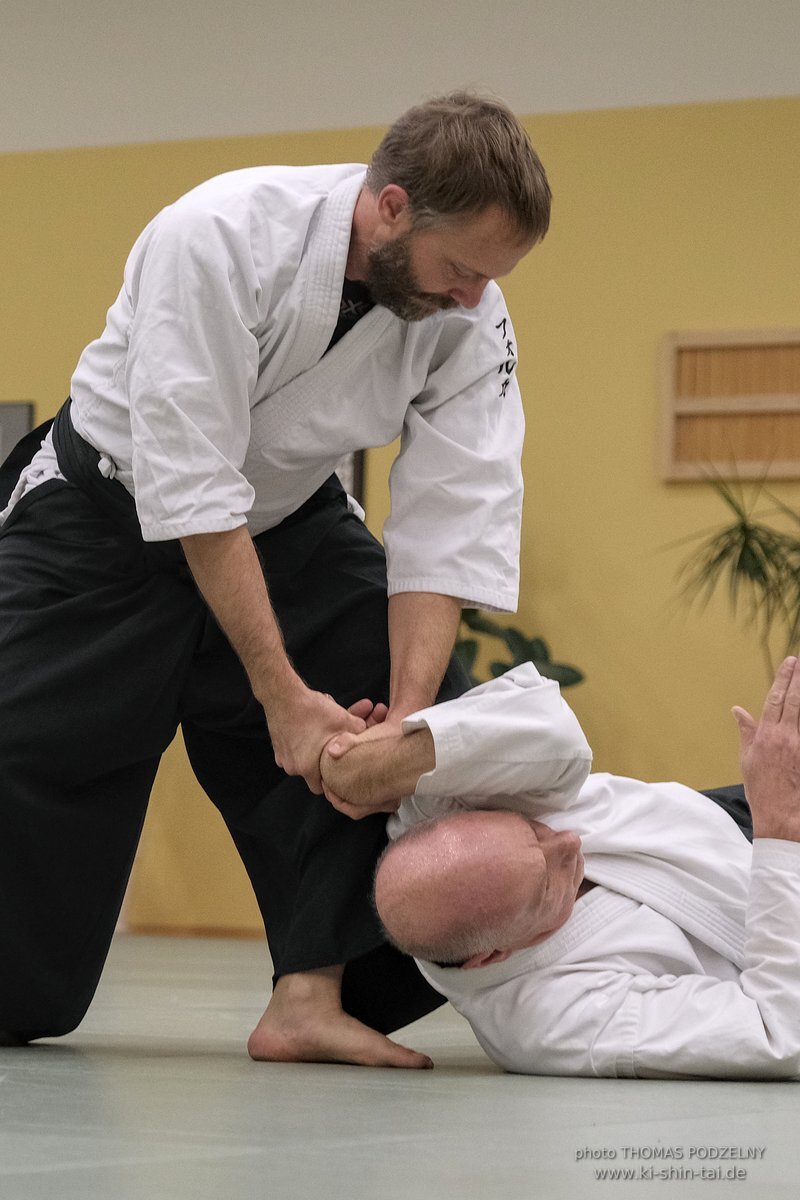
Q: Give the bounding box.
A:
[0,93,550,1066]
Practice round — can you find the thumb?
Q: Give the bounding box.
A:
[731,705,756,747]
[327,730,361,759]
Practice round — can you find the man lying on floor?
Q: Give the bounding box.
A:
[319,656,800,1079]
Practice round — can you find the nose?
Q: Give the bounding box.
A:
[448,279,489,308]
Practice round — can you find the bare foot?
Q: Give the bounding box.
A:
[247,967,433,1070]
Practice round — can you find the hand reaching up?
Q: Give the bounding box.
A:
[733,656,800,841]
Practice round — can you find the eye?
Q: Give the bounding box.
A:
[449,261,470,279]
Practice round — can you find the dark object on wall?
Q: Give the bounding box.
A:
[335,451,365,506]
[0,402,34,464]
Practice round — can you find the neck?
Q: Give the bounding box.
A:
[345,189,376,282]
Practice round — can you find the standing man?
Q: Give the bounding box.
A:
[0,93,550,1065]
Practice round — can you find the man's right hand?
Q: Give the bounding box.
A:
[263,685,369,794]
[733,655,800,842]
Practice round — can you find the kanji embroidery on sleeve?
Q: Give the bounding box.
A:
[495,317,517,399]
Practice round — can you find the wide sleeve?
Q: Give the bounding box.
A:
[124,205,261,541]
[382,285,524,613]
[388,663,592,836]
[469,842,800,1080]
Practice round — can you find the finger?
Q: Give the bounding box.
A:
[760,657,796,725]
[320,692,367,731]
[365,702,389,728]
[731,705,757,749]
[348,698,375,720]
[781,656,800,725]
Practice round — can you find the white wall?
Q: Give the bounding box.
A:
[2,0,799,151]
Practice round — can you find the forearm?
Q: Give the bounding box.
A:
[317,591,460,817]
[181,526,368,790]
[180,525,299,709]
[387,592,462,717]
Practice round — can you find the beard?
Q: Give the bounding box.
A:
[365,233,457,322]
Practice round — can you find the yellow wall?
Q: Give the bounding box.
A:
[2,97,798,931]
[521,98,800,783]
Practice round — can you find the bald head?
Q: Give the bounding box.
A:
[375,810,552,966]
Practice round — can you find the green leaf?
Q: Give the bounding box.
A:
[502,628,534,662]
[454,638,479,680]
[534,660,584,688]
[527,637,549,661]
[457,612,584,689]
[675,472,800,681]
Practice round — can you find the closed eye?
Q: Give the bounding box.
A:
[451,259,487,280]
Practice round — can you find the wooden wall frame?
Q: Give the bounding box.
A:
[660,329,800,481]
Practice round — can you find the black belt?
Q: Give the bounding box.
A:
[1,398,350,562]
[51,399,186,570]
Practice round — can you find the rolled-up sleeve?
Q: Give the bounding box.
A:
[125,207,260,541]
[388,663,592,836]
[383,288,525,613]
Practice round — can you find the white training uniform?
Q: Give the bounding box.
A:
[389,664,800,1080]
[2,164,525,613]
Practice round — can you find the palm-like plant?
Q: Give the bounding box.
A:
[455,609,584,689]
[676,477,800,680]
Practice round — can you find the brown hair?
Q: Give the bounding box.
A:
[366,91,551,241]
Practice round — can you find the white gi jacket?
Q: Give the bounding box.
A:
[6,165,524,612]
[389,664,800,1080]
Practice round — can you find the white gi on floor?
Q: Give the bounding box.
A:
[389,664,800,1080]
[1,165,523,613]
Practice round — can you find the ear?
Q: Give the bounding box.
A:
[375,184,412,230]
[460,947,513,970]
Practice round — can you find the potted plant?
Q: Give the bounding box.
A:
[674,475,800,680]
[455,608,584,689]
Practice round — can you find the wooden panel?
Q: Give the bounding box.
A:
[661,329,800,481]
[675,412,800,463]
[676,344,800,399]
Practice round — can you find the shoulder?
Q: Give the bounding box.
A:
[170,163,365,215]
[141,163,364,245]
[128,164,365,282]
